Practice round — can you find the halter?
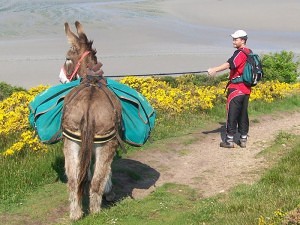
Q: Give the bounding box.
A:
[65,50,91,81]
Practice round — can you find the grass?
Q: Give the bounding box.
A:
[1,93,300,224]
[73,132,300,225]
[0,143,65,209]
[4,130,298,225]
[248,95,300,116]
[1,182,69,225]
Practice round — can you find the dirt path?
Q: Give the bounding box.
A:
[112,110,300,200]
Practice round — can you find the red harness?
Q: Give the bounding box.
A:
[64,51,91,81]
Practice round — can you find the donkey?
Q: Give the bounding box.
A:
[61,21,122,221]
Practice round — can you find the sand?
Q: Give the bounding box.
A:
[0,0,299,89]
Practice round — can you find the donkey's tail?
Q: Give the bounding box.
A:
[77,108,94,198]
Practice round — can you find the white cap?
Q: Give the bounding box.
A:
[230,30,247,38]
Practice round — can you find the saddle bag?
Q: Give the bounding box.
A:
[29,78,156,146]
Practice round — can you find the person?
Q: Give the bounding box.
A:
[207,30,251,148]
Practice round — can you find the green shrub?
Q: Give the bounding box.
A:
[261,51,299,83]
[0,82,26,100]
[159,73,228,87]
[159,76,178,87]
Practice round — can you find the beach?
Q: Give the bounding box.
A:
[0,0,299,89]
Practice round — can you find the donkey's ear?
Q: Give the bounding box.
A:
[75,21,89,44]
[64,22,80,49]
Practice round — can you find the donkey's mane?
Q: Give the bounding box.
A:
[88,40,97,61]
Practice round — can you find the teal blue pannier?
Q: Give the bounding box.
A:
[29,78,156,146]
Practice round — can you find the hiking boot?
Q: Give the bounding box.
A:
[220,137,234,148]
[239,136,247,148]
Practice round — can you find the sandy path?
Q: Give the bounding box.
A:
[113,110,300,199]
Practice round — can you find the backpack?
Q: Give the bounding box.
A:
[231,49,263,87]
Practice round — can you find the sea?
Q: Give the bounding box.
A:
[0,0,299,88]
[0,0,157,38]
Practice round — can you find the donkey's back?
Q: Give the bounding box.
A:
[63,77,121,137]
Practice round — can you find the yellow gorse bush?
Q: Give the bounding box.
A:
[250,80,300,102]
[1,76,300,156]
[120,76,227,114]
[121,77,300,114]
[0,85,48,156]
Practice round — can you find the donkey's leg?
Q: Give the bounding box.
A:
[90,162,115,201]
[64,139,83,221]
[103,171,116,202]
[103,152,117,201]
[89,141,116,213]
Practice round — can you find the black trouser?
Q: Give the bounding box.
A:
[226,88,250,137]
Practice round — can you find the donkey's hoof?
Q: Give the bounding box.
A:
[90,205,101,214]
[104,191,116,202]
[70,210,83,221]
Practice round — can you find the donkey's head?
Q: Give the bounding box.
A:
[63,21,97,80]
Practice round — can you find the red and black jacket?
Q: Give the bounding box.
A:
[227,47,252,94]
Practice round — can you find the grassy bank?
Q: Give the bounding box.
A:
[2,132,300,225]
[0,94,300,225]
[74,132,300,224]
[1,75,300,224]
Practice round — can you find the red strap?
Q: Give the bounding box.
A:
[67,51,91,81]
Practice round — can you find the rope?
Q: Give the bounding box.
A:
[106,70,208,78]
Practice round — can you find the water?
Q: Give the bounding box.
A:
[2,0,298,52]
[0,0,299,88]
[0,0,153,38]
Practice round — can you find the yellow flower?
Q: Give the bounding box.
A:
[1,85,48,156]
[2,77,300,156]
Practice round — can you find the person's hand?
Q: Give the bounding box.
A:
[207,68,217,76]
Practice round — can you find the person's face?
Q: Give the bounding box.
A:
[232,38,245,48]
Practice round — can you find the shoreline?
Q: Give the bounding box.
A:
[0,0,299,89]
[158,0,300,32]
